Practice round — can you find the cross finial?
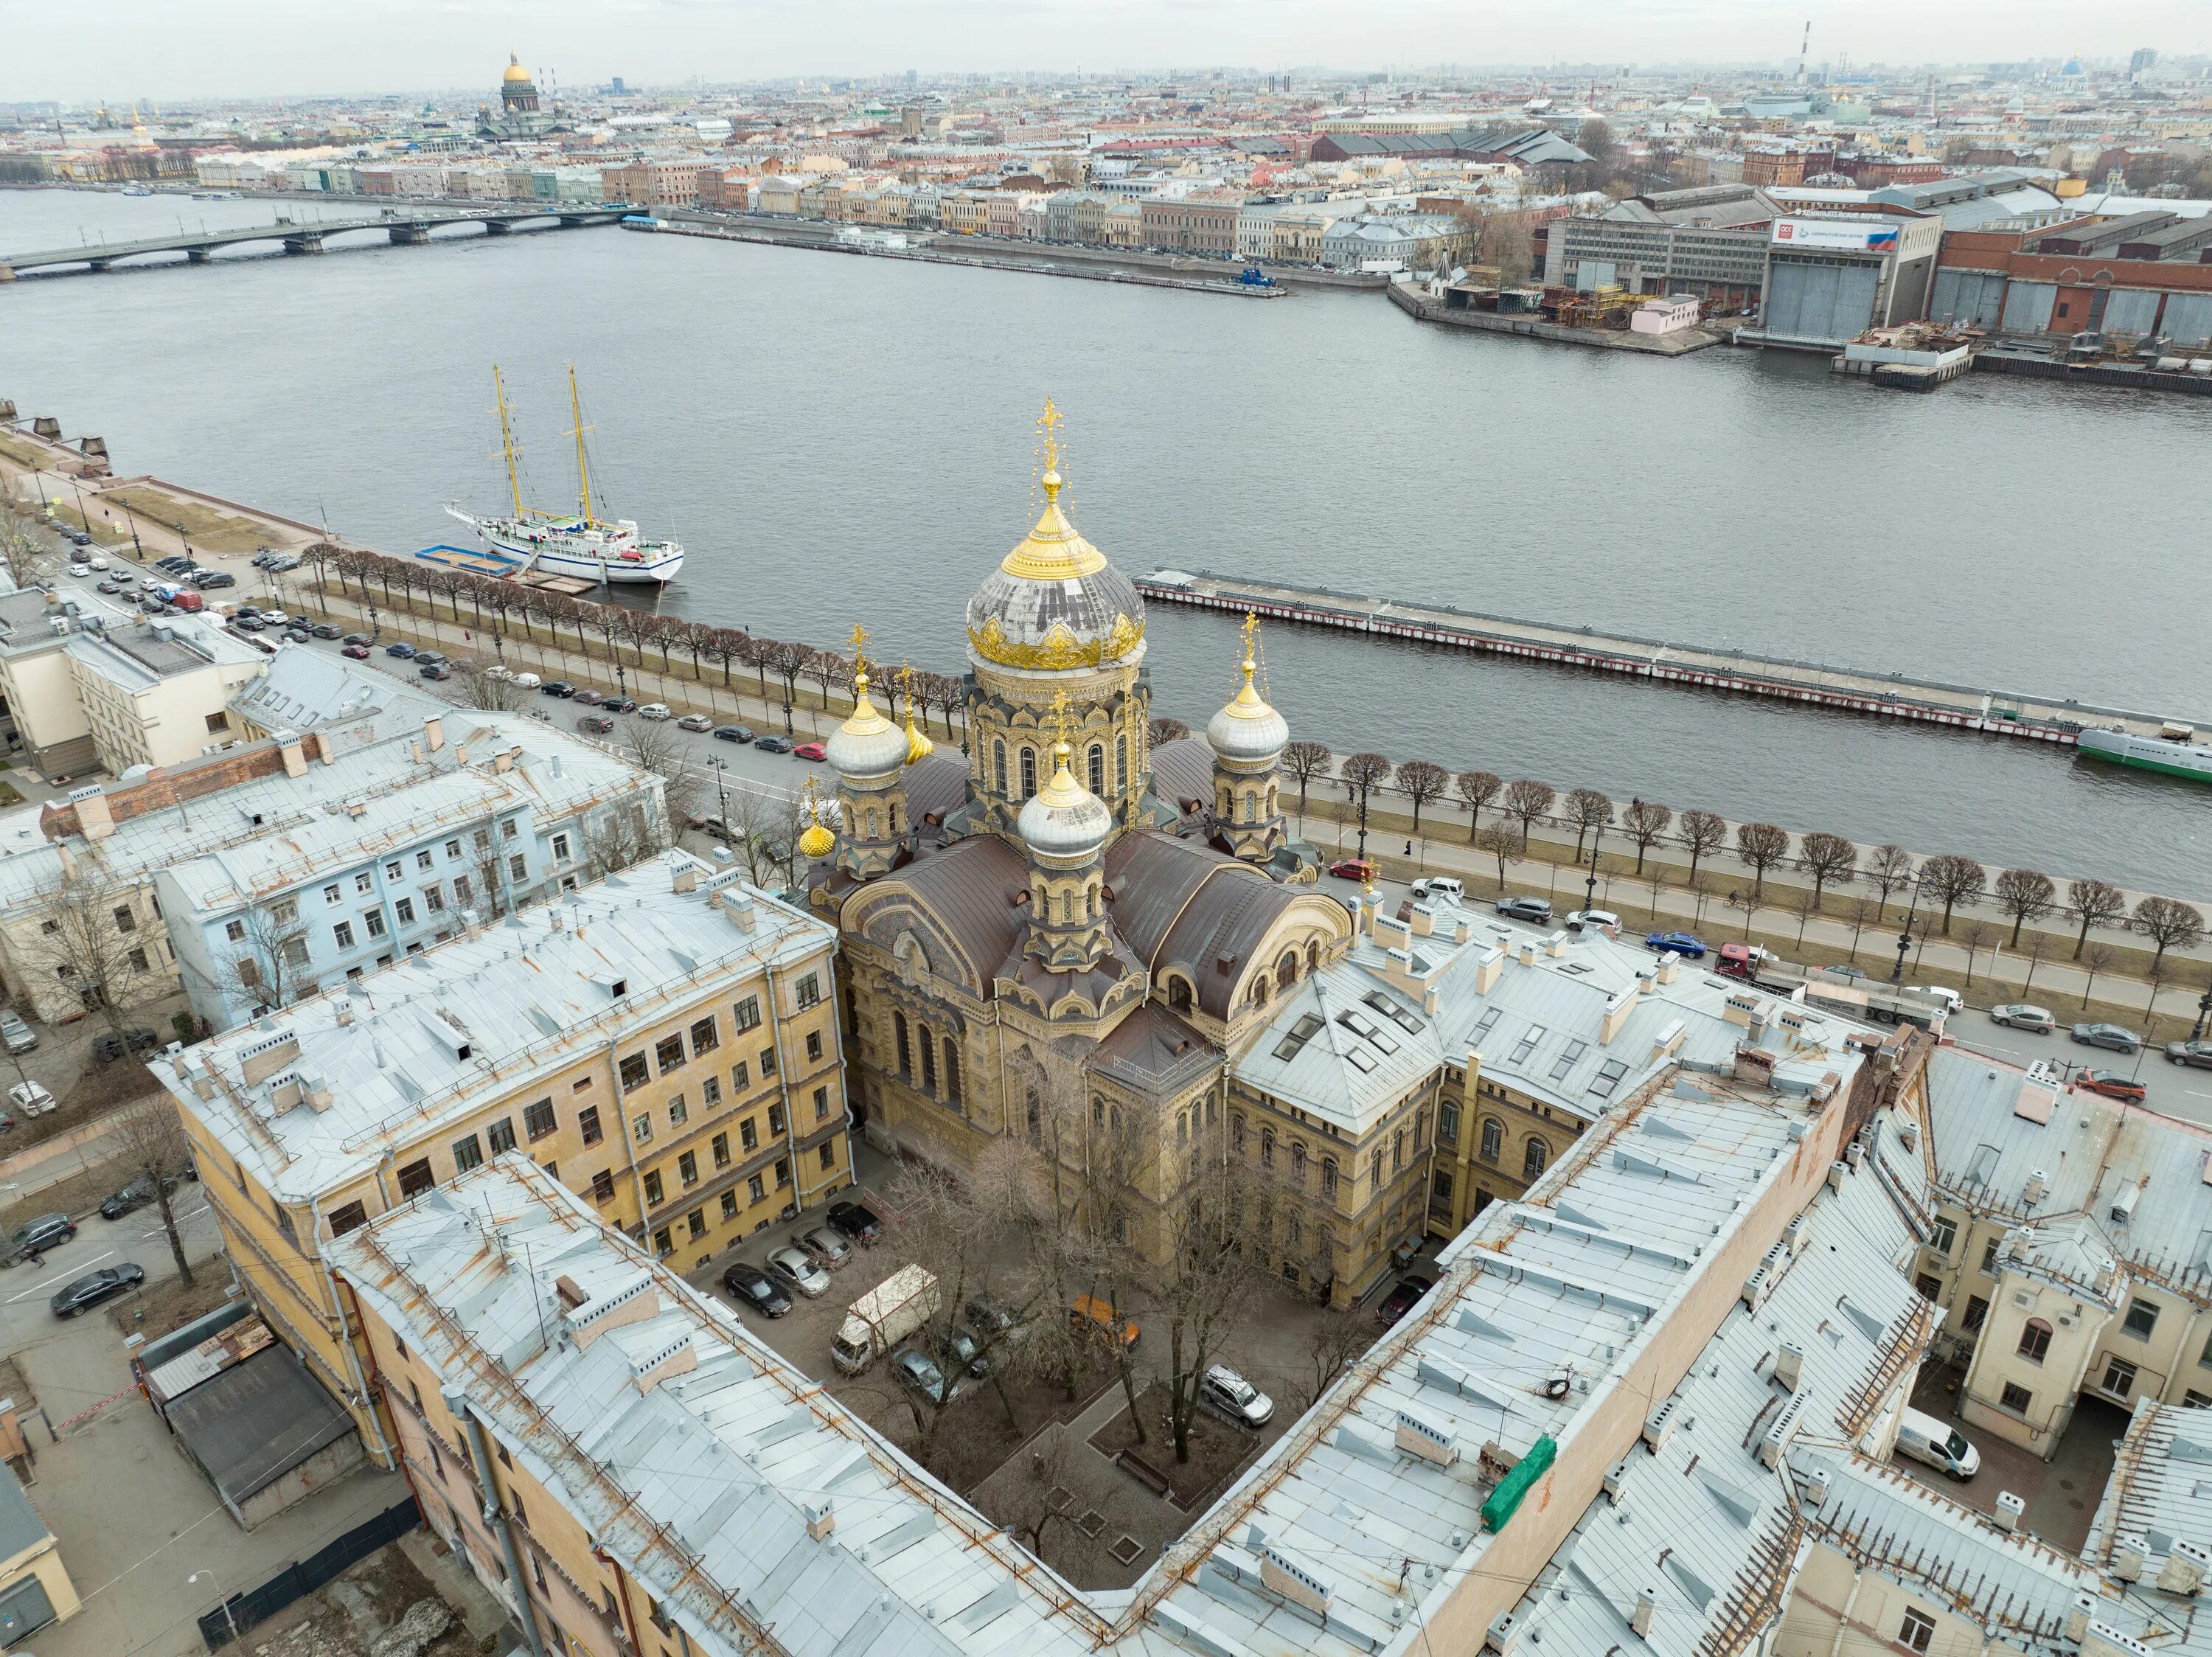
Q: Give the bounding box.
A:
[1240,610,1261,681]
[1037,397,1065,478]
[1048,686,1072,753]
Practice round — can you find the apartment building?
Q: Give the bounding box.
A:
[161,850,846,1464]
[64,611,266,773]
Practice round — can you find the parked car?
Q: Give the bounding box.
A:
[576,715,616,735]
[99,1172,181,1220]
[570,688,605,706]
[793,741,827,761]
[154,555,195,574]
[192,571,235,589]
[1497,896,1556,924]
[2076,1070,2147,1102]
[1070,1293,1138,1349]
[941,1327,990,1378]
[508,672,540,689]
[384,641,417,659]
[1326,858,1376,882]
[418,663,452,681]
[0,1012,36,1055]
[4,1212,76,1265]
[1990,1004,2056,1034]
[1895,1406,1980,1480]
[893,1348,960,1406]
[2071,1022,2142,1054]
[825,1200,881,1246]
[1408,876,1464,903]
[1200,1364,1276,1428]
[790,1224,852,1271]
[1644,930,1706,958]
[265,553,303,574]
[721,1262,792,1318]
[1565,909,1620,935]
[764,1245,830,1299]
[540,679,574,698]
[685,814,736,844]
[50,1264,144,1318]
[636,703,672,721]
[8,1082,55,1116]
[91,1026,159,1064]
[67,563,91,579]
[341,632,372,647]
[341,643,371,660]
[600,696,638,715]
[754,734,793,754]
[964,1295,1025,1348]
[259,610,290,627]
[229,614,267,633]
[2166,1041,2212,1070]
[251,549,282,567]
[1376,1275,1436,1327]
[713,725,756,744]
[411,650,445,667]
[677,713,714,732]
[96,579,125,594]
[85,554,108,571]
[310,622,343,640]
[284,628,313,645]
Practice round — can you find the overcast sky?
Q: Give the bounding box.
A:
[7,1,2208,103]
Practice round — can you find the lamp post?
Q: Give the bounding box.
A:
[1582,820,1604,917]
[1352,776,1371,864]
[2192,982,2212,1043]
[367,603,380,643]
[710,757,728,824]
[188,1570,238,1647]
[1891,873,1929,984]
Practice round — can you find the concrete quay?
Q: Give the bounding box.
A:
[1136,568,2202,748]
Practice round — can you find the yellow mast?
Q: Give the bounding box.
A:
[566,366,596,527]
[492,366,524,520]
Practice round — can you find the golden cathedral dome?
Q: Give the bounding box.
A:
[503,54,535,84]
[965,466,1145,674]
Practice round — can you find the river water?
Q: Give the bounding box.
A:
[4,187,2209,894]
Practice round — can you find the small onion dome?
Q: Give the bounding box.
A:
[1018,740,1113,861]
[904,702,935,765]
[798,819,836,860]
[1206,656,1289,766]
[825,670,908,780]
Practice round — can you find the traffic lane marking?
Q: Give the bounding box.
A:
[7,1249,113,1302]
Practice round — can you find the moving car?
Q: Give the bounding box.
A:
[1327,858,1376,882]
[0,1012,37,1055]
[4,1212,76,1265]
[713,725,755,744]
[508,672,540,689]
[1070,1293,1139,1349]
[2071,1022,2142,1054]
[602,696,639,715]
[100,1171,181,1220]
[1498,896,1555,923]
[1200,1364,1276,1428]
[677,713,714,732]
[636,703,672,721]
[284,629,313,645]
[825,1200,881,1245]
[2076,1070,2146,1103]
[2166,1041,2212,1070]
[1376,1275,1436,1327]
[540,679,575,698]
[1990,1004,2056,1034]
[310,622,343,640]
[570,688,605,706]
[720,1262,792,1318]
[50,1263,145,1318]
[341,632,372,647]
[754,734,793,754]
[1895,1406,1980,1479]
[411,650,445,667]
[764,1245,830,1299]
[1645,930,1705,958]
[894,1348,961,1406]
[793,741,827,761]
[417,663,451,681]
[790,1224,852,1271]
[91,1026,159,1063]
[341,643,371,660]
[384,641,417,659]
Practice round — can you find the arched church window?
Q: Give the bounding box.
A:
[1276,951,1298,993]
[866,810,878,838]
[894,1012,911,1077]
[919,1026,937,1093]
[942,1038,961,1106]
[889,802,900,833]
[1168,976,1192,1013]
[1243,790,1256,822]
[1253,976,1270,1007]
[1061,891,1074,923]
[1020,746,1037,799]
[993,740,1007,796]
[1088,743,1105,794]
[1306,940,1320,975]
[1116,734,1127,793]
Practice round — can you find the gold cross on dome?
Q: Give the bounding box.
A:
[847,622,872,673]
[1048,687,1072,750]
[1037,397,1065,474]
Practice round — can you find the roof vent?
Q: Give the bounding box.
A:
[2110,1182,2143,1226]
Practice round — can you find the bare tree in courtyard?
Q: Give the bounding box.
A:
[1394,760,1448,838]
[1677,809,1726,883]
[1455,769,1503,842]
[1499,779,1555,847]
[22,869,160,1051]
[2068,878,2129,959]
[1919,855,1987,935]
[1798,832,1858,907]
[1621,798,1672,875]
[1477,822,1520,890]
[1281,740,1333,824]
[204,899,313,1015]
[1562,788,1613,861]
[111,1096,198,1290]
[1155,1159,1270,1465]
[1993,868,2058,948]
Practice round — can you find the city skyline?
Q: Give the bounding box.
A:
[6,0,2209,103]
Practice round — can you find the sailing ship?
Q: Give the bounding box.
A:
[446,367,684,586]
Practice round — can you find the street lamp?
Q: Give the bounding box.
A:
[710,757,728,823]
[1891,873,1930,984]
[188,1570,238,1647]
[2192,982,2212,1043]
[1352,775,1371,863]
[1582,819,1605,916]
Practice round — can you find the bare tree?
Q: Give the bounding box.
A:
[1677,809,1727,883]
[1281,740,1333,824]
[1394,760,1448,838]
[21,869,159,1049]
[1476,822,1520,890]
[200,900,313,1016]
[2020,931,2051,994]
[1154,1159,1270,1465]
[2132,895,2205,980]
[618,717,701,824]
[1958,920,1999,989]
[1499,778,1555,846]
[1919,855,1987,935]
[110,1097,198,1290]
[1787,886,1821,946]
[1865,844,1914,921]
[1454,769,1503,843]
[1845,895,1883,962]
[1734,822,1790,900]
[453,656,529,712]
[1562,788,1613,861]
[0,493,45,589]
[1283,1309,1376,1415]
[1798,832,1858,907]
[1621,798,1672,875]
[2068,878,2129,959]
[1992,869,2058,948]
[1149,716,1189,745]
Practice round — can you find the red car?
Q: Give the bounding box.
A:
[2076,1070,2146,1102]
[341,643,371,659]
[1328,858,1377,882]
[793,741,828,761]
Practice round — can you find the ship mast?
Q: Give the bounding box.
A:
[492,366,524,520]
[566,366,596,527]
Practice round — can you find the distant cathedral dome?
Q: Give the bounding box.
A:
[826,670,909,780]
[964,465,1145,674]
[501,53,540,113]
[1017,740,1113,859]
[1206,650,1287,767]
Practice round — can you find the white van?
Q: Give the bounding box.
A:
[1895,1406,1980,1479]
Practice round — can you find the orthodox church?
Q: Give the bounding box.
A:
[809,409,1350,1265]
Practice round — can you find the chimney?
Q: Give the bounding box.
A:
[718,889,757,934]
[2158,1539,2210,1595]
[1599,983,1640,1044]
[2113,1535,2148,1582]
[2023,1169,2047,1205]
[1474,947,1504,993]
[1515,939,1537,968]
[1803,1463,1832,1507]
[493,747,515,774]
[563,1273,659,1350]
[316,729,338,765]
[423,713,445,754]
[69,785,115,842]
[629,1331,698,1394]
[672,864,698,894]
[1630,1588,1656,1639]
[1654,953,1678,984]
[276,728,307,778]
[805,1500,835,1541]
[1992,1490,2025,1534]
[1544,929,1568,959]
[1773,1341,1804,1391]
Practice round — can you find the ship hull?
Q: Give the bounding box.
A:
[448,508,683,585]
[2076,729,2212,783]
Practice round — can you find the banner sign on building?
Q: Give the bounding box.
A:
[1773,218,1899,252]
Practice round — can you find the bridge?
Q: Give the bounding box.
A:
[0,206,632,280]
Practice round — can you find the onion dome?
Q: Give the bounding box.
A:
[965,469,1146,673]
[1018,740,1113,861]
[797,777,836,861]
[1207,653,1289,766]
[825,670,908,780]
[903,700,935,765]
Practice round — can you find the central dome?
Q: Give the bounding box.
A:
[966,470,1145,673]
[1018,740,1114,859]
[503,53,534,84]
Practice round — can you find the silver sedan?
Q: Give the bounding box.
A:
[764,1246,830,1299]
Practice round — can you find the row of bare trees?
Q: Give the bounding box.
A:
[301,545,971,737]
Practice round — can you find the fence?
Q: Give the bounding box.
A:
[198,1496,421,1649]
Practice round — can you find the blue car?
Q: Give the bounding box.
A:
[1645,931,1707,959]
[384,641,417,659]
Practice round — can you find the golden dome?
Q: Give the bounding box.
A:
[825,670,908,779]
[903,701,935,765]
[503,54,534,83]
[1207,621,1290,765]
[798,820,836,860]
[965,469,1145,673]
[1001,473,1107,581]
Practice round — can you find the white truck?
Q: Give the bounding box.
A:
[831,1264,940,1375]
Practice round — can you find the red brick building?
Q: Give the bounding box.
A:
[1931,215,2212,341]
[1136,196,1239,256]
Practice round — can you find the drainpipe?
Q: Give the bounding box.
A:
[1824,1564,1869,1657]
[312,1195,396,1465]
[591,1544,648,1656]
[446,1386,548,1657]
[336,1275,424,1515]
[605,1034,653,1245]
[374,1148,395,1213]
[761,974,807,1217]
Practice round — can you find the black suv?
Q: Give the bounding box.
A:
[4,1212,76,1265]
[100,1172,181,1220]
[91,1026,159,1064]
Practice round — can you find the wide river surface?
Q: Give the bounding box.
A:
[4,188,2209,894]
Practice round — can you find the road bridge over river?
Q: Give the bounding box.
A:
[0,205,630,279]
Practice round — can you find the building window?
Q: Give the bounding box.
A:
[452,1134,483,1173]
[775,1158,790,1188]
[509,854,526,881]
[323,884,341,905]
[678,1150,698,1187]
[806,1029,823,1063]
[740,1116,759,1152]
[1371,1147,1383,1187]
[1116,733,1127,793]
[894,1012,912,1077]
[487,1118,515,1156]
[644,1170,664,1205]
[524,1099,556,1142]
[2104,1356,2140,1399]
[619,1052,650,1089]
[590,1169,615,1203]
[2000,1380,2034,1413]
[333,921,355,950]
[813,1085,830,1121]
[748,1173,765,1203]
[1433,1169,1453,1205]
[1914,1273,1942,1302]
[652,1227,672,1257]
[1322,1159,1338,1198]
[655,1035,686,1074]
[919,1033,937,1093]
[578,1105,602,1146]
[1963,1295,1989,1333]
[1020,746,1037,799]
[225,919,246,943]
[734,996,762,1032]
[768,1102,785,1136]
[1088,743,1104,793]
[712,1132,730,1167]
[1929,1215,1957,1257]
[1438,1101,1459,1144]
[394,897,416,925]
[632,1114,653,1145]
[2018,1319,2052,1363]
[690,1016,719,1056]
[1026,1090,1042,1145]
[356,871,374,894]
[1261,1129,1275,1168]
[552,832,571,863]
[1981,1237,2000,1276]
[796,972,820,1009]
[942,1039,961,1105]
[1898,1608,1935,1655]
[686,1207,706,1240]
[819,1142,835,1170]
[364,909,387,939]
[721,1190,738,1220]
[1481,1117,1503,1163]
[2125,1298,2160,1340]
[328,1201,369,1236]
[1523,1138,1547,1181]
[397,1158,434,1198]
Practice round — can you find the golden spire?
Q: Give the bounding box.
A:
[899,661,934,763]
[1000,400,1105,580]
[1037,397,1065,481]
[797,776,835,861]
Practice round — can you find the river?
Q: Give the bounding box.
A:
[4,187,2209,894]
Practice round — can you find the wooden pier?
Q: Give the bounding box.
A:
[1135,569,2202,748]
